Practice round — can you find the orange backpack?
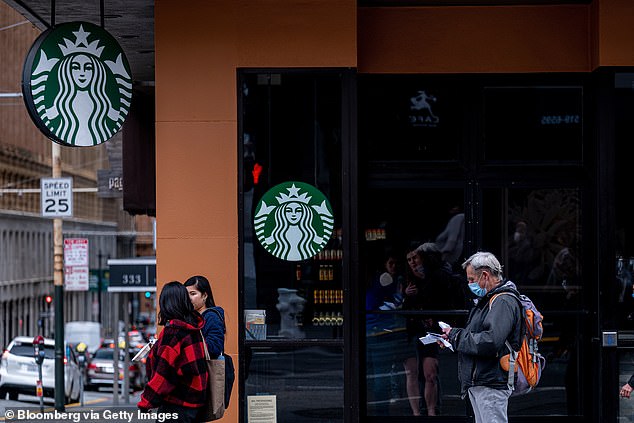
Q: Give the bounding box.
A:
[490,291,546,396]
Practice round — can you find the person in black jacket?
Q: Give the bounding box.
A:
[184,275,225,358]
[441,251,523,423]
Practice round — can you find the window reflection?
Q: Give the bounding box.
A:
[505,188,582,305]
[620,350,634,422]
[615,74,634,331]
[359,76,463,162]
[493,187,583,416]
[241,73,343,340]
[484,87,583,162]
[362,188,468,416]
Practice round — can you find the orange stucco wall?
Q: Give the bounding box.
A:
[358,5,592,73]
[154,1,356,420]
[154,1,634,420]
[595,0,634,66]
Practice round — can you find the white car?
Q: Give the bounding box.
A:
[0,336,81,403]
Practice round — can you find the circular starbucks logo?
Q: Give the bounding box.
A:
[254,182,334,261]
[22,22,132,147]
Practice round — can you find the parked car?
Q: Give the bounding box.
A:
[0,336,81,403]
[85,346,146,391]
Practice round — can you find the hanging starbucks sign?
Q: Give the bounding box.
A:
[22,21,132,147]
[254,181,334,261]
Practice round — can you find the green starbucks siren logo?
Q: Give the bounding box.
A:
[254,181,334,261]
[22,22,132,147]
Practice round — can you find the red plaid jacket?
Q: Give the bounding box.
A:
[138,315,208,410]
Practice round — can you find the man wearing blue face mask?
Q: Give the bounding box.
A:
[440,251,523,423]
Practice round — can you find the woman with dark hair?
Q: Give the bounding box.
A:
[185,275,225,359]
[402,242,462,416]
[138,281,208,422]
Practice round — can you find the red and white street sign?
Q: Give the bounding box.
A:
[64,238,89,291]
[65,266,90,291]
[64,238,88,266]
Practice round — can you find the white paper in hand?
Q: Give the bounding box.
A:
[132,338,156,362]
[419,332,454,351]
[438,321,451,330]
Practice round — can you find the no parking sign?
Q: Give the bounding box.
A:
[64,238,89,291]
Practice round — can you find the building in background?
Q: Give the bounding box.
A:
[0,2,154,349]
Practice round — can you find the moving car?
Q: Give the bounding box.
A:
[118,330,146,350]
[85,346,146,391]
[0,336,81,403]
[65,321,102,355]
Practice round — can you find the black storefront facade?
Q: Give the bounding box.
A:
[7,0,634,422]
[237,69,634,422]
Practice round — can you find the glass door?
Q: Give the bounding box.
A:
[239,70,349,423]
[480,185,586,418]
[359,74,593,422]
[613,72,634,423]
[361,185,468,417]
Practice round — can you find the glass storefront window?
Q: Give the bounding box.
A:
[241,72,591,421]
[359,76,464,162]
[245,346,344,422]
[360,74,587,419]
[241,72,344,341]
[240,70,345,422]
[484,187,583,416]
[615,73,634,331]
[483,86,584,162]
[361,186,468,417]
[615,72,634,422]
[620,350,634,422]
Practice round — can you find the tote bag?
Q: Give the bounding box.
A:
[209,307,235,407]
[201,331,226,421]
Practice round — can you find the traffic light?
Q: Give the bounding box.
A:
[252,162,263,185]
[44,295,53,305]
[144,291,152,299]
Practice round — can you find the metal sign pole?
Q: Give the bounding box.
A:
[123,292,130,404]
[112,293,119,405]
[52,142,65,411]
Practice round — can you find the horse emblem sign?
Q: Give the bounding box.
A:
[22,22,132,147]
[254,182,334,261]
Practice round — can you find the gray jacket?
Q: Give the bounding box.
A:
[447,280,523,396]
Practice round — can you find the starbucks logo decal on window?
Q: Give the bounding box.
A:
[254,182,334,261]
[22,22,132,147]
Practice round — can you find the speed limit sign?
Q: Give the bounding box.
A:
[41,177,73,217]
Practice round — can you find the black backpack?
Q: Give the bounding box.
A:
[209,308,235,407]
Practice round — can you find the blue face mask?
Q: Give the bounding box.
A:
[468,281,487,297]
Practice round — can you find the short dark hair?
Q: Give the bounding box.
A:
[184,275,216,308]
[158,281,198,326]
[417,243,443,270]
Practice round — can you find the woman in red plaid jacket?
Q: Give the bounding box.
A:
[138,281,209,422]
